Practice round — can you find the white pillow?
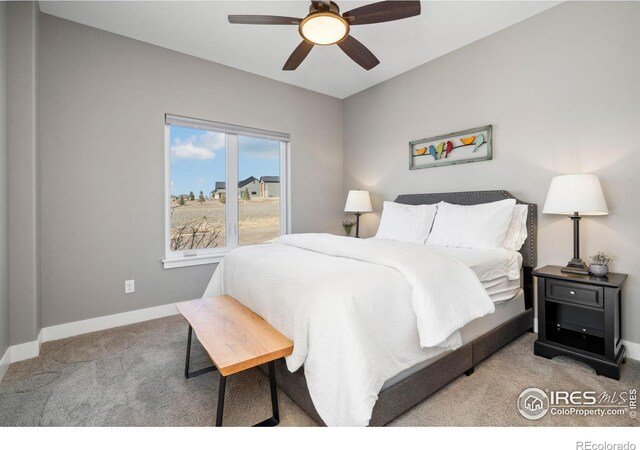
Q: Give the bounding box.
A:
[426,199,516,249]
[375,201,438,244]
[503,204,529,251]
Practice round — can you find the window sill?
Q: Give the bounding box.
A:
[162,252,227,269]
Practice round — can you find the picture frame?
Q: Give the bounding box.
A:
[409,125,493,170]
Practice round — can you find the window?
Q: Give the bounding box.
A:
[163,114,289,268]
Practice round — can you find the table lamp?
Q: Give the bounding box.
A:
[344,190,372,238]
[542,174,608,274]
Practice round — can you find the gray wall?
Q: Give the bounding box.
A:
[343,2,640,345]
[37,14,343,328]
[10,2,640,350]
[7,2,40,346]
[0,3,8,358]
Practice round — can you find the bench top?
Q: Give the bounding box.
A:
[176,296,293,377]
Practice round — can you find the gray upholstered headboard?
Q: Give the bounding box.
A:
[394,190,537,269]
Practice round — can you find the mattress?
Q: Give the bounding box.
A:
[381,289,525,390]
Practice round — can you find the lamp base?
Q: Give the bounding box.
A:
[561,258,590,275]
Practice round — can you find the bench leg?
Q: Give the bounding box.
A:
[184,325,217,379]
[253,361,280,427]
[215,361,281,427]
[269,360,280,423]
[216,375,227,427]
[185,325,192,378]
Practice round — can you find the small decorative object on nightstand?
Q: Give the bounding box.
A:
[533,265,627,380]
[344,190,372,238]
[542,174,609,275]
[589,252,611,276]
[342,219,354,237]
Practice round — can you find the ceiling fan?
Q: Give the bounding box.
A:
[228,1,421,71]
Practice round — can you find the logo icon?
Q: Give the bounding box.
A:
[518,388,550,420]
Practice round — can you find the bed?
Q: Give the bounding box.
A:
[204,190,537,426]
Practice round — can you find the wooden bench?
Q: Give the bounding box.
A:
[177,296,294,427]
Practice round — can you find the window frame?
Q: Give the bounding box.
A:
[163,114,290,269]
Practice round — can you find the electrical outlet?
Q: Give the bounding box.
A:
[125,280,135,294]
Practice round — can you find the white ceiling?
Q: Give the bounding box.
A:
[39,1,560,99]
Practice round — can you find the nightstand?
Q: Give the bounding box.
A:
[533,265,627,380]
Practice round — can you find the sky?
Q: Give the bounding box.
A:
[170,125,280,196]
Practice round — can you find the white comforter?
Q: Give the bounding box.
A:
[203,233,494,426]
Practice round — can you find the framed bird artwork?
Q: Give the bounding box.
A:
[409,125,492,170]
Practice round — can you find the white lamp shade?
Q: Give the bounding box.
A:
[543,174,608,216]
[344,190,372,213]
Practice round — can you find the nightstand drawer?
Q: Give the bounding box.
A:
[546,279,604,308]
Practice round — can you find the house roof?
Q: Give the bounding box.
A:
[213,176,258,192]
[260,176,280,183]
[240,176,258,188]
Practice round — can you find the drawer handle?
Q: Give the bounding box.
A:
[570,291,575,295]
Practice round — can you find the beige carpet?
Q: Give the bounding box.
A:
[0,314,638,427]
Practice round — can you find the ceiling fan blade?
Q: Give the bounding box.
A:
[337,35,380,70]
[343,1,421,25]
[283,41,315,71]
[228,15,301,25]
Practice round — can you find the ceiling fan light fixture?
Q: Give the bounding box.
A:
[299,12,349,46]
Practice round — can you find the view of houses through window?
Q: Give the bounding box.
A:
[240,135,280,245]
[168,117,285,256]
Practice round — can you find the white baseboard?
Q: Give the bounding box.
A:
[41,303,178,342]
[622,340,640,361]
[0,303,179,383]
[0,346,10,383]
[9,329,42,363]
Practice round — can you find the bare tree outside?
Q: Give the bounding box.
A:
[170,209,223,251]
[170,194,279,249]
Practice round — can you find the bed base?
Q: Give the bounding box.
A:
[266,308,533,426]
